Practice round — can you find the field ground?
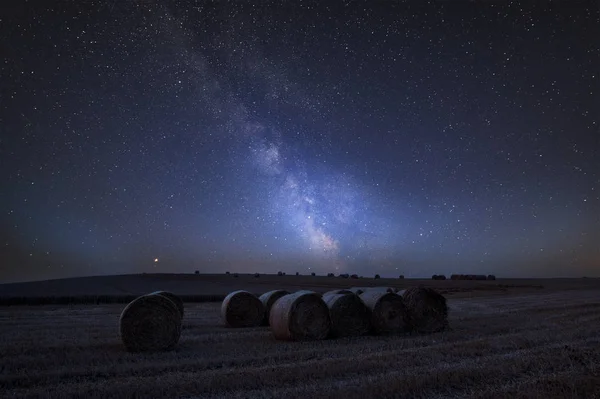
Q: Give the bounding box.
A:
[1,275,600,398]
[2,273,599,304]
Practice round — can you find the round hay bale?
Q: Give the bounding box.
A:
[119,294,182,353]
[323,289,354,297]
[269,291,331,341]
[295,289,322,297]
[348,287,365,295]
[221,290,265,328]
[323,293,371,338]
[402,286,449,333]
[148,291,184,318]
[359,290,407,334]
[258,289,290,326]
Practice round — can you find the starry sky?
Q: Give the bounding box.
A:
[1,1,599,283]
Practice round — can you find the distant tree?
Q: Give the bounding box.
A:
[225,271,230,275]
[233,273,239,277]
[282,272,286,276]
[277,271,283,276]
[327,273,335,277]
[487,274,496,280]
[350,274,358,279]
[296,272,300,276]
[195,270,199,275]
[374,274,380,279]
[339,273,349,278]
[311,272,316,276]
[254,273,260,278]
[399,275,404,279]
[432,274,438,280]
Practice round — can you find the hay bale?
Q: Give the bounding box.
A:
[401,286,449,333]
[258,289,290,326]
[221,290,265,328]
[295,289,319,296]
[359,290,407,334]
[119,294,182,352]
[269,291,330,341]
[323,289,354,297]
[323,293,371,338]
[348,287,365,295]
[148,291,184,318]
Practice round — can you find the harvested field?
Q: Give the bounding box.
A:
[1,281,600,398]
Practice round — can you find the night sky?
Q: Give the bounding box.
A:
[2,1,598,283]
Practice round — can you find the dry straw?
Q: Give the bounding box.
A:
[401,286,449,333]
[259,289,290,326]
[119,294,182,353]
[148,291,184,317]
[359,290,407,334]
[221,290,265,328]
[323,293,371,338]
[269,291,331,341]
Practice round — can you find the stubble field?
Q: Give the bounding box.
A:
[1,276,600,399]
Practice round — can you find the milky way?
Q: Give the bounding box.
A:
[1,1,598,282]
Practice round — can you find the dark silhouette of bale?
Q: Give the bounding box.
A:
[487,274,496,280]
[348,287,365,295]
[401,286,449,333]
[148,291,184,318]
[323,293,371,338]
[225,271,230,275]
[327,273,335,277]
[269,291,330,341]
[221,290,264,328]
[311,272,316,276]
[399,275,404,279]
[359,291,407,334]
[258,289,290,326]
[374,274,381,279]
[194,270,199,275]
[323,289,354,297]
[119,294,182,353]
